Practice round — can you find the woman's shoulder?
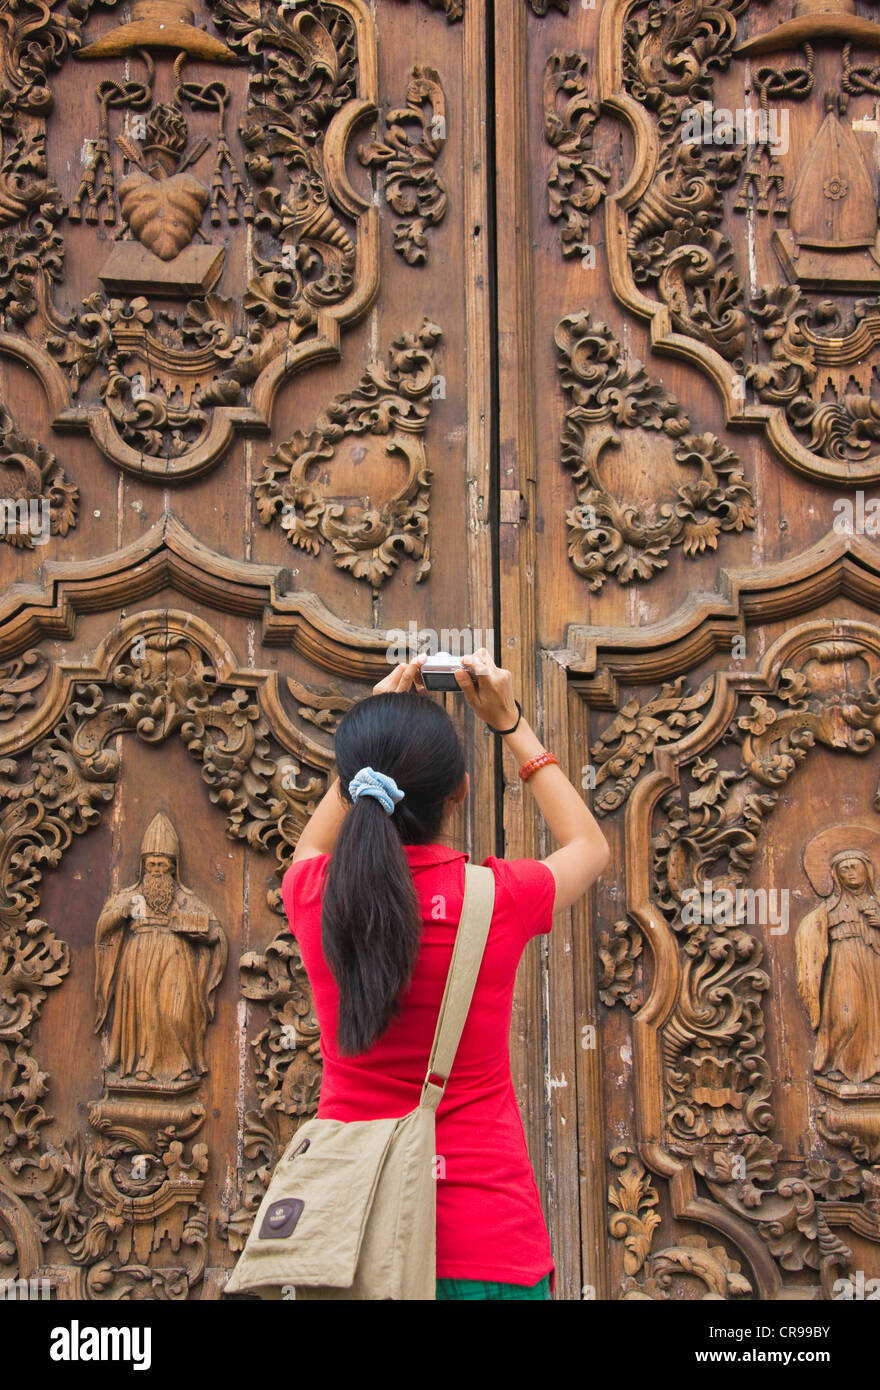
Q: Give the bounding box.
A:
[479,855,556,942]
[281,852,331,930]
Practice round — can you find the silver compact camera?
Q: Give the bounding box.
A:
[420,651,477,692]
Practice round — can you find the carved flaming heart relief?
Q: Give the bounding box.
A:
[120,168,208,260]
[118,103,208,261]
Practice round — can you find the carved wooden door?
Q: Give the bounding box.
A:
[495,0,880,1301]
[0,0,496,1300]
[5,0,880,1308]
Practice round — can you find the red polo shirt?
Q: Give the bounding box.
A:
[280,844,556,1287]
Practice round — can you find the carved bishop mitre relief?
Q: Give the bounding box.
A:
[91,809,227,1146]
[605,0,880,480]
[12,0,379,479]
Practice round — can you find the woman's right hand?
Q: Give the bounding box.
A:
[455,648,519,729]
[372,654,427,696]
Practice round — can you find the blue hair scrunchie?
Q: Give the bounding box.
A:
[348,766,404,815]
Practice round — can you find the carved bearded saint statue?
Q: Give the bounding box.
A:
[94,813,227,1085]
[796,849,880,1086]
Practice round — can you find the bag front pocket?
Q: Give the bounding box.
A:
[225,1116,400,1293]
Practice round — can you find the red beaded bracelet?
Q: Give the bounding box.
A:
[519,752,559,781]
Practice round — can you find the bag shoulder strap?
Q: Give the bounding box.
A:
[419,862,495,1113]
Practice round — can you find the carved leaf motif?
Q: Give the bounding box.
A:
[359,66,448,265]
[0,402,78,545]
[608,1148,662,1276]
[286,677,354,732]
[544,53,609,259]
[0,650,49,722]
[598,919,643,1010]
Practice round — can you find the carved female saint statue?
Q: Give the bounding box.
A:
[796,826,880,1087]
[94,812,227,1087]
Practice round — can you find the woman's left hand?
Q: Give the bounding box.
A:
[372,654,427,696]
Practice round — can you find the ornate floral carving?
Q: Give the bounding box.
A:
[0,118,64,325]
[693,1136,854,1279]
[609,1147,751,1298]
[544,53,608,259]
[0,649,49,722]
[255,319,442,591]
[639,629,880,1276]
[286,676,354,732]
[222,931,321,1250]
[0,401,77,546]
[0,0,82,115]
[591,675,715,815]
[556,313,755,588]
[608,1147,661,1277]
[598,920,643,1011]
[358,65,447,264]
[748,287,880,466]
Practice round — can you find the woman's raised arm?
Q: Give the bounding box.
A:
[457,649,610,913]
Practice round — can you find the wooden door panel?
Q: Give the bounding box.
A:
[0,0,494,1300]
[497,0,880,1299]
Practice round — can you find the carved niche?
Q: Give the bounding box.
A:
[601,0,880,480]
[0,0,388,480]
[92,812,227,1136]
[568,544,880,1296]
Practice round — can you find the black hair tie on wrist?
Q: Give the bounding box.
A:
[486,700,523,736]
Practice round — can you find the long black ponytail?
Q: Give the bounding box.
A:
[321,691,466,1056]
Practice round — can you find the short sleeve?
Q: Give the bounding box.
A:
[481,856,556,943]
[281,854,329,938]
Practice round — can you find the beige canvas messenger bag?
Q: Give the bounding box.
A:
[223,862,496,1301]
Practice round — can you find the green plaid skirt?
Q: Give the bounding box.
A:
[436,1274,551,1300]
